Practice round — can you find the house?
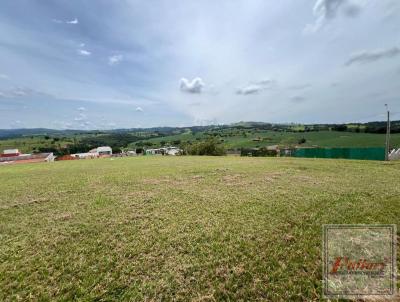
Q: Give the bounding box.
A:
[72,146,113,159]
[145,146,182,156]
[126,150,137,156]
[389,148,400,160]
[0,152,54,165]
[145,148,164,155]
[96,146,112,156]
[72,152,98,159]
[165,147,182,156]
[0,149,21,157]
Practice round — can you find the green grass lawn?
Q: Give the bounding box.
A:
[0,156,399,301]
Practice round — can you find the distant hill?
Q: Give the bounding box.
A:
[0,121,399,155]
[1,120,398,139]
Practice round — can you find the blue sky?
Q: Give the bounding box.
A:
[0,0,399,129]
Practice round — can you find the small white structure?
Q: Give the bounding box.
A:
[0,152,54,164]
[72,146,112,159]
[73,152,98,159]
[145,146,182,156]
[96,146,112,156]
[389,148,400,161]
[145,148,163,155]
[126,150,137,156]
[166,147,182,156]
[3,149,20,155]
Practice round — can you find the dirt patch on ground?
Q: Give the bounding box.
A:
[56,213,73,221]
[122,190,157,203]
[220,172,286,186]
[142,177,187,186]
[291,175,323,185]
[221,174,252,186]
[222,174,242,182]
[1,197,52,210]
[215,168,230,172]
[263,172,284,182]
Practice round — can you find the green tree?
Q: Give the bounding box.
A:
[186,139,226,156]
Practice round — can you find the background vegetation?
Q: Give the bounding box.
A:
[0,121,399,155]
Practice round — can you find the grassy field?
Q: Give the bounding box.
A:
[131,130,400,150]
[0,156,399,301]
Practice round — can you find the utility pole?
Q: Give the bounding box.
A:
[385,104,390,161]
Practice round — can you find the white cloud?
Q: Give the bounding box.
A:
[52,18,79,25]
[345,47,400,66]
[180,77,205,94]
[0,74,9,80]
[236,79,275,95]
[108,55,123,65]
[304,0,363,33]
[135,106,144,112]
[12,120,23,128]
[66,18,79,24]
[77,106,86,111]
[236,85,263,95]
[0,87,45,98]
[78,49,91,56]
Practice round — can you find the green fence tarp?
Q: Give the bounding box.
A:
[293,147,385,161]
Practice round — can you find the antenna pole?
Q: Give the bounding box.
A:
[385,104,390,161]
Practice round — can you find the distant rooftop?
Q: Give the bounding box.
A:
[0,153,53,163]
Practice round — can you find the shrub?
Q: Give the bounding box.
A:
[240,148,277,157]
[112,147,122,154]
[332,125,347,131]
[298,138,306,144]
[186,139,226,156]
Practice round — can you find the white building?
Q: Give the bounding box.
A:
[0,152,54,165]
[2,149,20,155]
[145,146,182,156]
[126,150,137,156]
[72,152,98,159]
[389,148,400,160]
[166,147,182,156]
[72,146,112,159]
[96,146,112,156]
[145,148,163,155]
